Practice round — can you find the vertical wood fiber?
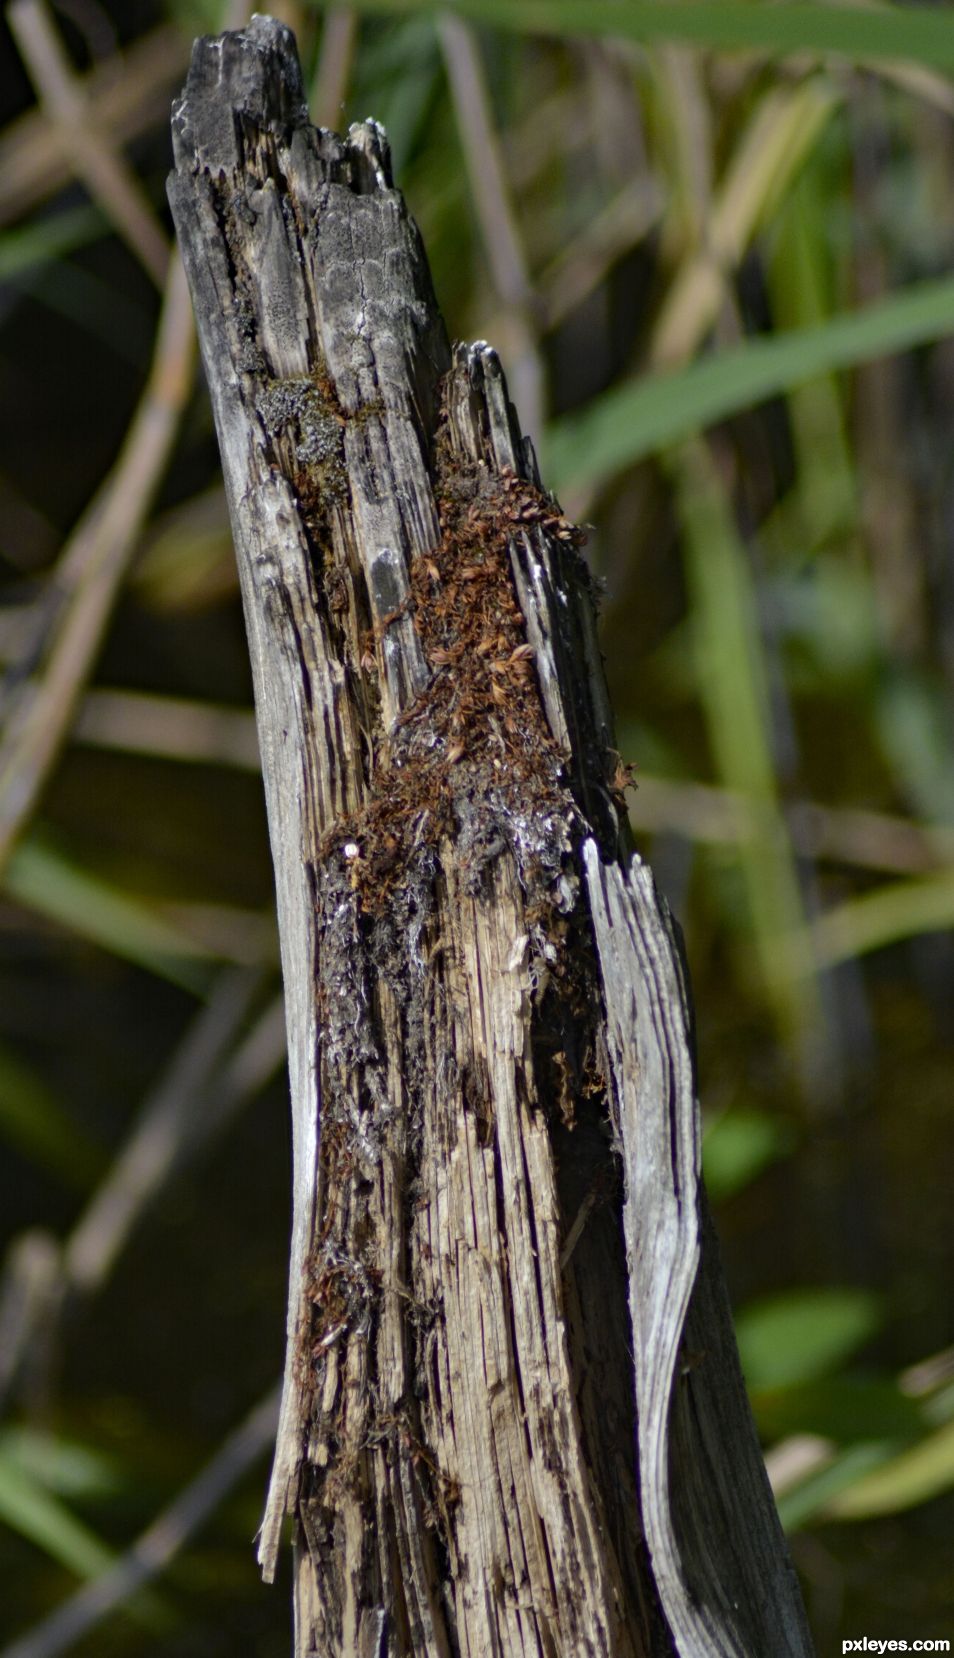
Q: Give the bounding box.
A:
[169,19,814,1656]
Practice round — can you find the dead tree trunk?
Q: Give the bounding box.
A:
[168,19,814,1657]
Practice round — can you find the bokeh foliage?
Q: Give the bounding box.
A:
[1,1,953,1651]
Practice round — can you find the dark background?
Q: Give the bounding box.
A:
[1,2,952,1652]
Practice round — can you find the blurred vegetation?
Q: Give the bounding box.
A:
[1,1,953,1652]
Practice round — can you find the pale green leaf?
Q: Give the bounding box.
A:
[824,1418,954,1517]
[702,1109,792,1200]
[736,1288,883,1389]
[545,276,954,492]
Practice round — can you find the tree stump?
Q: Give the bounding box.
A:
[168,18,815,1657]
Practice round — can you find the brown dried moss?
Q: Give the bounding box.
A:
[317,435,586,915]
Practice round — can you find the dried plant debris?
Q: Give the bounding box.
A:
[317,432,590,924]
[303,379,619,1193]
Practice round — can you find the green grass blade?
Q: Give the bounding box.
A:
[876,672,954,824]
[326,1,954,73]
[776,1442,895,1532]
[673,441,821,1056]
[766,169,857,548]
[0,206,105,280]
[4,839,212,993]
[546,274,954,491]
[824,1417,954,1517]
[0,1450,115,1578]
[811,871,954,967]
[0,1450,168,1626]
[0,1428,121,1500]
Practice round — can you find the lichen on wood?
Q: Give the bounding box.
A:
[169,17,815,1657]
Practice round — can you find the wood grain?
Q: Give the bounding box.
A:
[168,18,814,1655]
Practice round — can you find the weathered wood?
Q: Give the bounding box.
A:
[168,18,815,1657]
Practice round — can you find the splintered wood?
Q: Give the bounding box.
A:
[169,18,815,1657]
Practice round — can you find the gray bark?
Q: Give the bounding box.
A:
[168,18,815,1657]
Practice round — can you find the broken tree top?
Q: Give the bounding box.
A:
[168,17,814,1656]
